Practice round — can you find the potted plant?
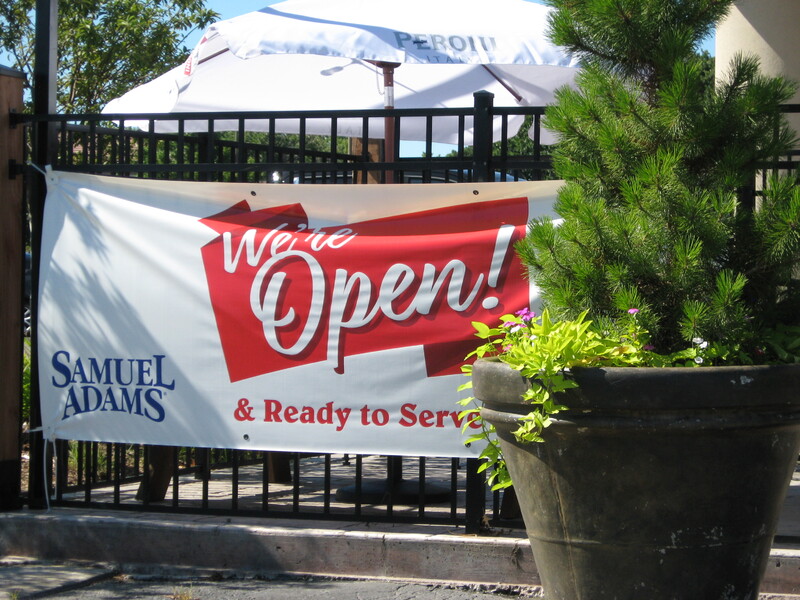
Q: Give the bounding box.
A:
[460,1,800,598]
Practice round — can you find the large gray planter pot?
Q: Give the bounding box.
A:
[474,359,800,600]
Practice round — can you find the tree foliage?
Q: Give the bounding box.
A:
[516,0,800,359]
[0,0,218,112]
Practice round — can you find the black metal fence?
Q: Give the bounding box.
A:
[49,442,496,529]
[17,93,548,533]
[16,93,551,183]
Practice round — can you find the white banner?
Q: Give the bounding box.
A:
[38,172,559,457]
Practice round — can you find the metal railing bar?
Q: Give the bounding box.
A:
[177,121,186,181]
[324,454,332,514]
[292,452,301,513]
[55,440,67,501]
[46,156,476,175]
[206,121,216,182]
[113,443,122,505]
[261,452,270,513]
[330,117,338,175]
[354,454,362,517]
[385,456,395,518]
[19,105,492,124]
[201,448,210,510]
[450,459,459,520]
[232,450,239,511]
[418,457,426,517]
[172,448,180,507]
[237,119,246,183]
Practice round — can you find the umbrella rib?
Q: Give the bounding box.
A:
[198,47,231,66]
[481,65,523,103]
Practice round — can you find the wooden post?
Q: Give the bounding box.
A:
[0,65,26,510]
[265,452,291,483]
[349,138,384,184]
[135,445,176,502]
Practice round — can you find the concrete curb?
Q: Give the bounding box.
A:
[0,510,538,587]
[3,509,800,595]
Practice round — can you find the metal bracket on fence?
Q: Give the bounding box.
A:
[9,160,49,180]
[8,108,23,129]
[7,159,25,180]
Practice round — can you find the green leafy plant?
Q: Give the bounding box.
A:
[459,307,728,489]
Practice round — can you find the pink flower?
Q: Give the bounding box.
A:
[515,308,536,322]
[627,308,639,314]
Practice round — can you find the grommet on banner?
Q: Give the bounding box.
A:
[27,162,58,185]
[45,164,58,184]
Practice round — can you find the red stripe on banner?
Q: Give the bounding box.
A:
[200,196,529,382]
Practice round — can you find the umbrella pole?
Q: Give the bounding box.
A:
[377,62,400,183]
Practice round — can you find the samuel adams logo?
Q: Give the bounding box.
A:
[52,352,174,423]
[199,196,531,382]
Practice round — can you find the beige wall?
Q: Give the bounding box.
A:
[716,0,800,131]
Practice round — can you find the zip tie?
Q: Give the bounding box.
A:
[43,439,52,511]
[26,161,47,176]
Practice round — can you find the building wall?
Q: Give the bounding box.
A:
[716,0,800,132]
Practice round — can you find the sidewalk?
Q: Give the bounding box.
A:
[3,554,800,600]
[3,558,800,600]
[3,465,800,598]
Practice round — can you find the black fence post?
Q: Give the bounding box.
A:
[738,182,757,214]
[464,457,486,534]
[27,0,59,510]
[472,91,494,182]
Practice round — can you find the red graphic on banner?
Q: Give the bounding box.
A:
[200,196,529,382]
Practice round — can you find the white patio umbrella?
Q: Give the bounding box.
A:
[103,0,580,145]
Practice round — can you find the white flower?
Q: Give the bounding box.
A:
[692,337,704,345]
[694,356,704,364]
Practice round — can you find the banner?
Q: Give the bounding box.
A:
[38,171,559,457]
